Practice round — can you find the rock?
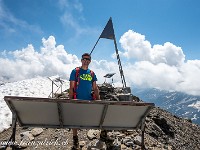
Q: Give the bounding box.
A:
[123,87,131,93]
[117,93,132,101]
[31,128,43,136]
[0,145,6,150]
[152,116,174,138]
[121,144,127,150]
[122,136,135,147]
[152,124,163,133]
[107,131,115,140]
[122,136,131,143]
[113,138,121,147]
[134,135,142,146]
[19,131,34,148]
[98,83,134,101]
[126,129,134,132]
[87,129,100,140]
[20,131,34,141]
[126,141,134,147]
[88,139,106,150]
[116,133,126,138]
[79,140,86,148]
[96,140,106,149]
[167,145,173,150]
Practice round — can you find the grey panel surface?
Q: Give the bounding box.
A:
[4,96,154,129]
[102,105,148,127]
[12,101,59,125]
[61,103,104,126]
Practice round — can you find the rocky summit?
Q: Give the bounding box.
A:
[0,83,200,150]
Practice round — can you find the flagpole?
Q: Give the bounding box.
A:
[113,33,127,88]
[90,17,127,88]
[90,37,100,55]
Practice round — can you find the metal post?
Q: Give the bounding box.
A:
[5,113,17,150]
[57,102,63,128]
[90,37,100,55]
[141,123,146,150]
[99,104,108,128]
[52,81,54,98]
[113,36,127,88]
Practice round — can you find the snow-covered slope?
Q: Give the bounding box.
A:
[133,88,200,125]
[0,76,69,132]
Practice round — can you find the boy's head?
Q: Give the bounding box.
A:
[81,53,91,61]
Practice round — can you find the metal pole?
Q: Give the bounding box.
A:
[90,18,127,88]
[5,113,17,150]
[141,124,146,150]
[52,81,53,98]
[90,37,100,55]
[113,35,127,88]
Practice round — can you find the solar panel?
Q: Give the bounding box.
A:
[4,96,154,130]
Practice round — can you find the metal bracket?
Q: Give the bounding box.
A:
[99,104,108,128]
[140,115,147,150]
[4,113,17,150]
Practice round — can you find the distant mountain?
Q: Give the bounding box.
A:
[132,88,200,125]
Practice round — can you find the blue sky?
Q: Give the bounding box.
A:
[1,0,200,96]
[1,0,200,60]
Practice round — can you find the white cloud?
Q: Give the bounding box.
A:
[177,60,200,95]
[90,60,121,84]
[151,42,185,66]
[120,30,185,66]
[119,30,199,96]
[119,30,152,61]
[0,33,200,96]
[123,61,182,90]
[0,36,80,82]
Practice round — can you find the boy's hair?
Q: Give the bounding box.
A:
[82,53,91,59]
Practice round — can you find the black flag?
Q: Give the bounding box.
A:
[100,17,114,40]
[90,17,126,87]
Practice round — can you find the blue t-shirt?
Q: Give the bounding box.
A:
[69,68,97,100]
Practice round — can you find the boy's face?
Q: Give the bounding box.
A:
[81,56,91,66]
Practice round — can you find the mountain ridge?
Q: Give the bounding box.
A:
[133,87,200,125]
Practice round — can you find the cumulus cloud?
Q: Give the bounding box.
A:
[0,36,80,82]
[0,32,200,96]
[123,61,182,90]
[119,30,152,61]
[119,30,199,96]
[177,60,200,95]
[0,35,119,86]
[120,30,185,66]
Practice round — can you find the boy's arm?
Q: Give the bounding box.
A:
[92,81,100,100]
[69,81,75,99]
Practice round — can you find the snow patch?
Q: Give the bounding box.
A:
[188,101,200,111]
[0,76,69,132]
